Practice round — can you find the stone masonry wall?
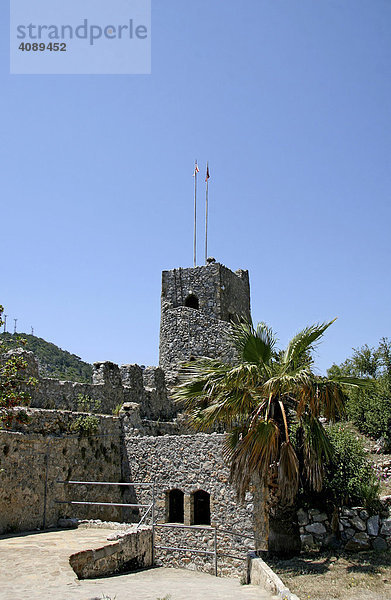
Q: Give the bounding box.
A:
[159,307,238,373]
[160,263,251,322]
[0,408,129,534]
[69,525,153,578]
[125,433,259,578]
[159,263,251,373]
[8,349,175,421]
[298,505,391,552]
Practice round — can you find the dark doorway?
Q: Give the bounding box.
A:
[168,489,184,523]
[185,294,199,309]
[193,490,210,525]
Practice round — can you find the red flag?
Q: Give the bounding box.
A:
[205,163,210,182]
[193,161,200,176]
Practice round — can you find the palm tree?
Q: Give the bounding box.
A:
[174,319,364,556]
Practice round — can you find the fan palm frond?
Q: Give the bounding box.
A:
[278,441,299,504]
[282,319,337,370]
[301,415,333,492]
[173,318,366,510]
[228,418,280,501]
[230,321,277,366]
[328,374,375,389]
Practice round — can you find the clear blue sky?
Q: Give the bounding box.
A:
[1,0,390,374]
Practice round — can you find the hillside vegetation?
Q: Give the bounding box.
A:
[0,332,93,383]
[328,338,391,450]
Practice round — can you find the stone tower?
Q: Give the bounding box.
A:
[159,262,251,372]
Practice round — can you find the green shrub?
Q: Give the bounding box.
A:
[297,423,380,512]
[76,393,101,413]
[345,383,391,447]
[328,338,391,446]
[0,306,37,428]
[323,424,380,510]
[70,414,99,436]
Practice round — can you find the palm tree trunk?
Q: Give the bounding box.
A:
[268,502,301,557]
[252,473,269,553]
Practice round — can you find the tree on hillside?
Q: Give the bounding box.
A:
[174,319,365,556]
[0,331,93,383]
[329,339,391,449]
[0,306,36,428]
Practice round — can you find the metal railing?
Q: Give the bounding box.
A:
[153,522,255,577]
[55,480,255,577]
[55,480,155,532]
[154,523,219,576]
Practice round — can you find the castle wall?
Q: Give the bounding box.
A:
[9,349,176,421]
[0,409,267,575]
[159,307,237,372]
[159,263,251,372]
[160,264,251,322]
[0,262,264,575]
[29,378,122,414]
[124,433,257,578]
[0,408,127,534]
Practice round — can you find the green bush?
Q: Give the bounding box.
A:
[328,338,391,446]
[344,382,391,448]
[322,424,380,510]
[70,414,99,436]
[297,423,380,512]
[76,393,101,413]
[0,306,37,428]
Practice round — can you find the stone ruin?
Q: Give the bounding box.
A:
[0,262,264,578]
[2,260,388,576]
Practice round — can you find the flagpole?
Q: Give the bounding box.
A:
[194,160,197,267]
[205,162,210,264]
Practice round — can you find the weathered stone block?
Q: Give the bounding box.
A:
[120,364,144,402]
[305,522,326,535]
[345,532,370,552]
[69,528,153,578]
[367,515,379,536]
[381,518,391,536]
[297,508,309,526]
[341,528,355,541]
[340,518,351,528]
[372,536,388,551]
[350,516,366,531]
[313,512,327,523]
[93,361,122,387]
[4,349,39,379]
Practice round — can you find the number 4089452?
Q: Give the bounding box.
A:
[18,42,67,51]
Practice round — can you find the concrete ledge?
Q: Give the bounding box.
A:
[249,555,300,600]
[69,527,153,579]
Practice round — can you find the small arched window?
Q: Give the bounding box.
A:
[192,490,210,525]
[185,294,199,309]
[168,489,184,523]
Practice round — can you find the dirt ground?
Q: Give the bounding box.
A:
[266,550,391,600]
